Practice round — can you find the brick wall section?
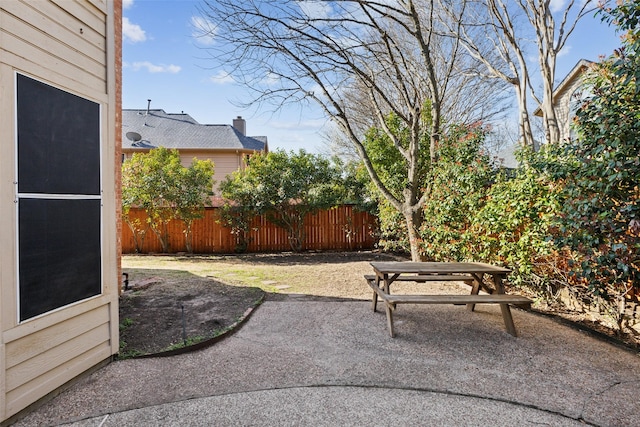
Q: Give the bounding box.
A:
[115,0,123,293]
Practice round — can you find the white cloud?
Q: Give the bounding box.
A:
[210,70,234,84]
[269,119,326,130]
[132,61,181,74]
[298,1,333,19]
[191,16,217,46]
[550,0,567,13]
[262,72,281,87]
[123,0,134,10]
[123,17,146,43]
[558,44,572,58]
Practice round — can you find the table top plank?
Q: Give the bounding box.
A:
[370,261,511,275]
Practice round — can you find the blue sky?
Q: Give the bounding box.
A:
[122,0,624,153]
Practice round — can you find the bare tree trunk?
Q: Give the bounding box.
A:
[184,221,193,254]
[516,77,535,147]
[124,218,147,253]
[150,221,170,253]
[539,58,561,144]
[288,216,305,253]
[447,0,536,148]
[159,223,170,253]
[521,0,595,144]
[450,0,595,147]
[404,206,424,262]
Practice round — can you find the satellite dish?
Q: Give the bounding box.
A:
[126,131,142,143]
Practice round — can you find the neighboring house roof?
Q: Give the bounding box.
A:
[122,109,268,151]
[533,59,594,117]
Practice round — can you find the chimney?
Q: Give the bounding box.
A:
[233,116,246,135]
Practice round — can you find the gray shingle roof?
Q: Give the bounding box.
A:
[122,109,267,151]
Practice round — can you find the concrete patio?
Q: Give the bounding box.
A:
[12,299,640,426]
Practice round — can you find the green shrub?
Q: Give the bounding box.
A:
[419,124,493,261]
[548,4,640,331]
[469,147,564,291]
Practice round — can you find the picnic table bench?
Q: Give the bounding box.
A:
[366,262,532,337]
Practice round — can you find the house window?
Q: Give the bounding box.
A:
[16,74,102,321]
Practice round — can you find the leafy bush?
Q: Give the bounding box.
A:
[218,174,260,253]
[419,124,494,261]
[469,147,564,291]
[548,5,640,331]
[122,147,214,253]
[376,199,410,254]
[219,150,344,252]
[417,127,564,295]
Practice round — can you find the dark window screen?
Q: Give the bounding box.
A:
[19,199,102,320]
[16,74,102,321]
[17,74,100,195]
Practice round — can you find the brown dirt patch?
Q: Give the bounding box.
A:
[118,251,404,357]
[118,271,264,357]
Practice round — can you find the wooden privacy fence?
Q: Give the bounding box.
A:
[122,205,378,254]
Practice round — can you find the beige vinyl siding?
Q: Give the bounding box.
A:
[0,0,108,101]
[4,298,111,367]
[0,62,18,335]
[6,341,112,417]
[0,61,16,423]
[123,149,258,193]
[177,151,245,193]
[209,152,245,172]
[211,153,244,193]
[554,77,584,142]
[0,0,119,421]
[5,306,111,413]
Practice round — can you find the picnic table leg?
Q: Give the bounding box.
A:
[467,273,482,312]
[500,304,518,336]
[384,274,399,294]
[375,273,397,314]
[492,273,507,294]
[385,302,395,337]
[371,274,382,312]
[492,273,519,336]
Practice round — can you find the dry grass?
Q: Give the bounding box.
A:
[122,251,410,300]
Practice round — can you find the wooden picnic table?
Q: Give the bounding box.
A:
[366,261,531,337]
